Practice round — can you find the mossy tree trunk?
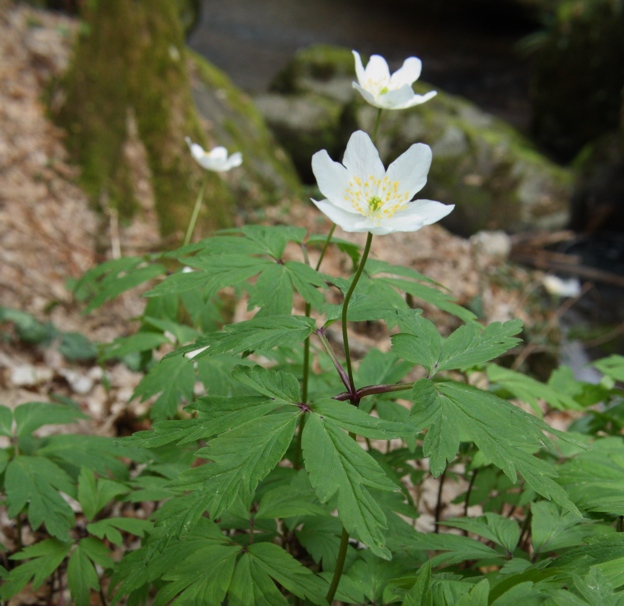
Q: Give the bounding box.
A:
[54,0,233,238]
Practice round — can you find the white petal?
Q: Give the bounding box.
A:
[352,50,366,85]
[311,198,364,232]
[311,150,352,211]
[389,57,422,88]
[209,146,228,161]
[352,82,381,107]
[364,54,390,86]
[401,90,438,108]
[376,85,419,109]
[382,199,454,231]
[386,142,432,198]
[225,152,243,169]
[342,131,384,182]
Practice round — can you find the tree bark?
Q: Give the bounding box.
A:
[54,0,232,238]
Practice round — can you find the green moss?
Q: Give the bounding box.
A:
[53,0,233,238]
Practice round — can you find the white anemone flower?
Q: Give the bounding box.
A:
[185,137,242,172]
[352,50,437,110]
[311,130,453,235]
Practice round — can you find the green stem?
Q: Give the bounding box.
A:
[372,108,383,144]
[183,175,209,246]
[342,232,373,395]
[315,224,336,271]
[326,525,350,604]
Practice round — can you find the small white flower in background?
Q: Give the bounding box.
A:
[185,137,242,172]
[311,130,453,235]
[184,345,210,360]
[352,50,437,110]
[542,275,582,298]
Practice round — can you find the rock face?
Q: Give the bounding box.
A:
[258,45,572,236]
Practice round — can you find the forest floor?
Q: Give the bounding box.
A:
[0,3,569,602]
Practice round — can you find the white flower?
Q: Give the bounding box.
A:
[311,130,453,235]
[185,137,242,172]
[542,275,582,298]
[352,50,437,110]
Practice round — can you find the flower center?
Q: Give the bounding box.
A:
[344,174,411,223]
[379,86,389,95]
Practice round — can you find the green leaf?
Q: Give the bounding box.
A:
[441,513,520,554]
[256,484,329,519]
[355,348,414,390]
[302,412,397,558]
[407,532,501,566]
[58,332,97,361]
[155,543,241,606]
[246,542,327,604]
[0,405,12,437]
[228,551,289,606]
[78,467,129,520]
[531,501,599,556]
[311,399,417,440]
[14,401,87,437]
[174,315,316,359]
[593,355,624,382]
[296,516,347,571]
[285,261,328,308]
[67,541,101,606]
[6,455,76,539]
[393,320,521,376]
[132,354,195,420]
[558,437,624,517]
[248,263,293,316]
[169,412,299,518]
[87,517,154,545]
[487,364,583,414]
[101,332,171,361]
[404,561,433,606]
[128,396,278,448]
[232,365,301,404]
[410,379,580,515]
[0,539,72,600]
[456,579,490,606]
[78,257,166,312]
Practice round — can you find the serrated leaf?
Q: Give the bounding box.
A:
[155,543,241,606]
[355,348,414,390]
[393,320,521,376]
[6,455,76,539]
[487,364,583,414]
[256,484,328,519]
[232,365,301,403]
[312,399,417,440]
[127,396,278,449]
[404,561,433,606]
[285,261,328,308]
[81,258,166,312]
[296,516,347,571]
[0,539,72,600]
[228,551,289,606]
[410,379,580,515]
[169,412,299,518]
[77,467,127,520]
[247,542,326,604]
[174,315,316,359]
[248,263,293,316]
[558,437,624,517]
[87,517,154,545]
[408,532,501,566]
[302,412,397,558]
[101,332,170,361]
[456,579,490,606]
[132,354,195,420]
[14,401,87,437]
[441,513,520,554]
[67,541,101,606]
[531,501,597,555]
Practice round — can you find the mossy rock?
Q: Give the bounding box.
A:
[259,44,572,236]
[369,84,572,236]
[189,52,302,214]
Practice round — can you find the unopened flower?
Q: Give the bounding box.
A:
[352,50,437,110]
[311,130,453,235]
[185,137,242,172]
